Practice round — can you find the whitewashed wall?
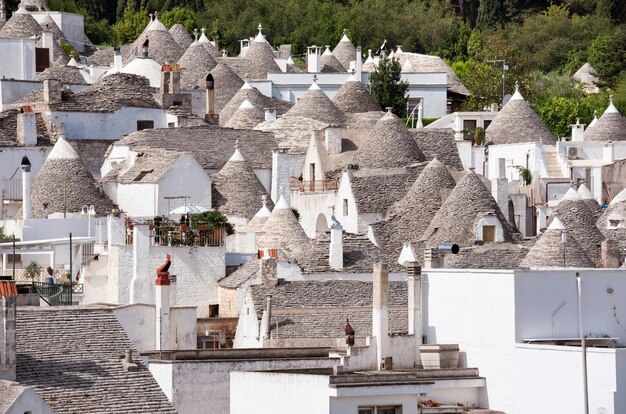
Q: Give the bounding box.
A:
[0,79,41,109]
[0,39,35,81]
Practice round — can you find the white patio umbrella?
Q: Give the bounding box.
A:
[169,204,210,215]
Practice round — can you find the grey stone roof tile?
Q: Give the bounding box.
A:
[34,65,87,84]
[409,128,464,170]
[178,42,217,90]
[116,125,277,170]
[284,84,346,125]
[332,33,357,72]
[169,24,192,51]
[209,62,244,114]
[0,10,43,38]
[349,168,420,215]
[219,83,292,126]
[352,111,425,169]
[16,306,176,413]
[444,242,532,269]
[0,110,51,147]
[332,79,380,114]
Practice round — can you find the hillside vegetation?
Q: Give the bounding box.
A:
[8,0,624,136]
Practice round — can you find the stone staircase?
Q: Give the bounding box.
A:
[543,150,564,178]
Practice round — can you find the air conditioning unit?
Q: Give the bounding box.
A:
[567,147,580,159]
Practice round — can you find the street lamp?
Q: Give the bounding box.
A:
[487,59,508,106]
[80,205,96,237]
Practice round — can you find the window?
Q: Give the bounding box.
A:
[608,219,621,229]
[483,120,492,129]
[358,406,401,414]
[482,225,496,242]
[173,101,183,106]
[137,120,154,131]
[343,199,349,216]
[463,119,477,141]
[168,122,175,128]
[35,48,50,72]
[209,304,219,317]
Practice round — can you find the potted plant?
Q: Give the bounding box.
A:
[25,261,42,283]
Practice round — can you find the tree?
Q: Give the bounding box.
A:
[368,57,408,116]
[112,1,149,45]
[588,27,626,87]
[25,261,42,282]
[476,0,505,30]
[160,6,196,31]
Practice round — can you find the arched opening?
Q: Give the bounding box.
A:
[206,73,215,115]
[315,214,329,236]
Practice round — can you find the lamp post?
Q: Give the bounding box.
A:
[81,205,95,237]
[487,59,508,106]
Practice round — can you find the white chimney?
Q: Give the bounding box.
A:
[107,211,125,246]
[329,222,343,270]
[264,108,277,122]
[454,113,463,140]
[307,45,321,73]
[21,156,31,220]
[0,283,17,381]
[355,46,362,80]
[129,223,153,304]
[114,48,123,71]
[271,148,290,204]
[155,255,172,351]
[324,127,342,155]
[372,263,390,370]
[603,142,615,163]
[17,111,37,146]
[406,262,422,367]
[169,275,177,306]
[571,118,585,142]
[492,158,509,220]
[260,294,272,341]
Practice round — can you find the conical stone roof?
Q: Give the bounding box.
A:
[332,75,381,113]
[125,16,183,65]
[332,30,356,71]
[520,217,595,268]
[552,187,605,266]
[596,188,626,258]
[34,65,88,84]
[40,14,64,40]
[209,62,244,114]
[284,80,346,125]
[178,42,217,89]
[352,110,425,169]
[244,26,280,78]
[224,99,265,129]
[256,193,309,252]
[31,137,116,218]
[169,24,192,51]
[485,83,556,145]
[373,158,456,258]
[0,8,43,38]
[577,183,602,220]
[245,196,272,232]
[220,82,269,125]
[584,96,626,142]
[321,46,344,72]
[197,30,221,58]
[212,144,274,220]
[422,169,516,248]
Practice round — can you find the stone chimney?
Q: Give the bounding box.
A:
[129,223,153,304]
[155,254,172,351]
[43,79,62,103]
[406,262,422,367]
[0,281,17,381]
[113,47,123,71]
[570,118,585,142]
[355,45,362,81]
[17,110,37,147]
[372,263,390,370]
[324,127,342,155]
[307,45,321,73]
[21,156,31,220]
[423,248,440,269]
[259,253,278,285]
[329,221,343,270]
[264,108,276,122]
[271,148,291,204]
[492,158,509,220]
[601,240,620,268]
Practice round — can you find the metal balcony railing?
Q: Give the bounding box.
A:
[292,180,338,192]
[0,179,27,201]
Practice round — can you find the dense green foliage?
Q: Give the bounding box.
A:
[369,57,409,116]
[11,0,625,134]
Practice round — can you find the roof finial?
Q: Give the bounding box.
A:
[149,13,154,22]
[262,194,268,207]
[201,27,206,35]
[514,80,520,92]
[593,109,598,118]
[154,11,159,19]
[343,28,348,36]
[234,140,239,150]
[312,74,318,83]
[610,94,614,104]
[278,185,284,198]
[257,23,263,34]
[386,107,393,114]
[193,28,198,41]
[368,49,372,57]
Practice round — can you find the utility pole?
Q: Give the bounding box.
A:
[576,272,589,414]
